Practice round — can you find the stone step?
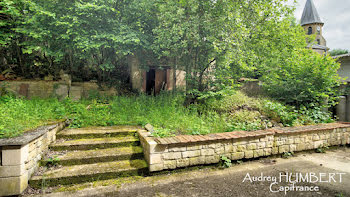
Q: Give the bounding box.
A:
[50,136,140,151]
[30,159,148,188]
[56,126,141,139]
[42,146,144,166]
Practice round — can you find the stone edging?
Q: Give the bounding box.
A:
[138,123,350,172]
[0,119,69,146]
[0,120,68,196]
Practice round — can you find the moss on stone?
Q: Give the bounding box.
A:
[43,146,143,166]
[29,159,148,189]
[50,136,140,151]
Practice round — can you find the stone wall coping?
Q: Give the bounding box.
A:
[2,80,66,83]
[0,120,69,146]
[144,122,350,145]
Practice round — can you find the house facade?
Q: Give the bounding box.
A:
[335,53,350,82]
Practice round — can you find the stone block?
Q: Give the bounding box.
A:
[266,141,273,148]
[215,143,224,149]
[314,141,324,149]
[201,149,215,156]
[264,148,272,156]
[245,150,254,159]
[215,147,225,155]
[182,150,200,158]
[247,143,257,150]
[306,135,313,142]
[313,135,320,141]
[149,163,164,172]
[189,156,205,166]
[253,149,264,158]
[207,144,216,149]
[27,166,38,178]
[69,86,83,100]
[231,152,244,160]
[249,138,260,143]
[289,144,297,152]
[164,160,177,169]
[276,141,284,146]
[319,134,326,140]
[149,154,162,164]
[205,155,220,164]
[163,152,182,160]
[187,145,201,151]
[257,142,266,149]
[55,84,69,98]
[28,141,36,152]
[177,158,190,167]
[168,146,186,152]
[305,143,314,150]
[279,145,289,154]
[237,140,248,145]
[28,148,38,161]
[36,137,43,147]
[149,141,167,153]
[286,138,294,145]
[2,145,28,166]
[296,143,306,151]
[224,144,234,153]
[25,159,34,171]
[237,145,246,152]
[259,137,267,142]
[0,164,25,177]
[272,147,278,155]
[0,173,28,196]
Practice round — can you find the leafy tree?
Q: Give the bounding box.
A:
[262,49,341,107]
[152,0,221,91]
[214,1,307,84]
[1,0,158,84]
[0,0,33,76]
[0,0,22,46]
[0,0,343,110]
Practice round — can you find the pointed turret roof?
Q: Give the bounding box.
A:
[300,0,323,26]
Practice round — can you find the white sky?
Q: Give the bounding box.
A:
[287,0,350,50]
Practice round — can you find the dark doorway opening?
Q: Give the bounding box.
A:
[146,68,156,95]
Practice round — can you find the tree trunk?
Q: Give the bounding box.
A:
[173,57,177,92]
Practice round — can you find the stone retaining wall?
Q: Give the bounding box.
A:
[138,123,350,172]
[1,80,117,100]
[0,120,67,196]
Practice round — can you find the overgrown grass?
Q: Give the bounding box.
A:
[0,96,66,138]
[0,90,334,139]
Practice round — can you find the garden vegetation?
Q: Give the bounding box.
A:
[0,89,333,139]
[0,0,342,138]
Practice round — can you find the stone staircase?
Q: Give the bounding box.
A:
[29,126,148,188]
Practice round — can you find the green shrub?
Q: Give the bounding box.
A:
[219,156,232,168]
[262,101,297,127]
[262,49,341,108]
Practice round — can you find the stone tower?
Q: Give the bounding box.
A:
[301,0,328,53]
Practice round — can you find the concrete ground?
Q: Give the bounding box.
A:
[32,147,350,197]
